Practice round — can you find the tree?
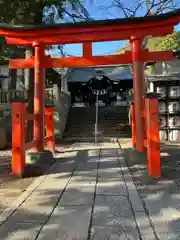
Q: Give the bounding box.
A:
[0,0,92,57]
[101,0,178,18]
[116,42,131,54]
[144,31,180,75]
[102,0,179,55]
[147,31,180,51]
[0,0,92,24]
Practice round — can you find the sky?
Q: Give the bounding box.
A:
[51,0,180,57]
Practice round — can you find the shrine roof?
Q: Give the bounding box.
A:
[0,9,179,30]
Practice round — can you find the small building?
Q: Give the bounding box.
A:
[66,65,133,105]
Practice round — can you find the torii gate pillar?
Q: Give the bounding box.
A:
[131,37,145,152]
[33,42,45,151]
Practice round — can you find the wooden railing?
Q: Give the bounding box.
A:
[0,90,27,103]
[12,102,55,177]
[130,94,161,178]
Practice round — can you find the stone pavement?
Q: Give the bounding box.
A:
[0,144,74,212]
[0,142,155,240]
[121,139,180,240]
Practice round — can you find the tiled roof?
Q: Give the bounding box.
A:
[66,66,132,82]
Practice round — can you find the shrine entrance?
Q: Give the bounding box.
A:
[0,10,179,177]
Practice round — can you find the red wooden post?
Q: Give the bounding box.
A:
[145,95,161,178]
[12,102,25,177]
[131,37,145,152]
[45,107,55,153]
[131,103,136,148]
[33,42,45,152]
[83,42,92,57]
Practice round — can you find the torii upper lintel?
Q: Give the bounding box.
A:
[0,9,179,45]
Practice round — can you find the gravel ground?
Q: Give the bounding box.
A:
[121,141,180,199]
[0,150,35,212]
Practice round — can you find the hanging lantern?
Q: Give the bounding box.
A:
[159,102,166,113]
[169,130,180,142]
[168,86,180,99]
[159,130,167,141]
[159,116,166,128]
[168,101,180,113]
[156,86,167,98]
[168,116,180,128]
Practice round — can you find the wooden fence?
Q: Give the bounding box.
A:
[0,88,55,105]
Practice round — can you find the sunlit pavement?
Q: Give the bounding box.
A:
[0,142,156,239]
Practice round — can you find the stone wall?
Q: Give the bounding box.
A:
[53,86,71,138]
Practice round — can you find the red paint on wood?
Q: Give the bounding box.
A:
[0,14,179,42]
[12,102,25,177]
[45,107,55,153]
[33,42,45,152]
[145,97,161,178]
[25,113,36,121]
[83,42,92,57]
[5,26,174,46]
[131,38,145,152]
[9,50,173,69]
[142,50,173,62]
[131,104,136,148]
[24,140,36,151]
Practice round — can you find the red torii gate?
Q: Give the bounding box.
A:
[0,10,179,177]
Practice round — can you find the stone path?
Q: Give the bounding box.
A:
[122,140,180,240]
[0,142,155,239]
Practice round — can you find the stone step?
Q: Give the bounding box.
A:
[63,106,130,139]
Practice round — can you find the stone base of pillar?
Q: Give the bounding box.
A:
[22,150,55,177]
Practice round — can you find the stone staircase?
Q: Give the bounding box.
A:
[63,106,131,141]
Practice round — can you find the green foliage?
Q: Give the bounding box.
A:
[0,0,91,59]
[147,31,180,51]
[0,0,91,25]
[116,31,180,55]
[0,0,65,24]
[116,42,131,54]
[0,0,65,59]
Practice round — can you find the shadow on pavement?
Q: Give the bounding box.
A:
[0,145,142,240]
[124,142,180,239]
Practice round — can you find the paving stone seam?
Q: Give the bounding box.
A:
[120,145,161,240]
[58,204,93,207]
[34,165,77,240]
[117,154,145,240]
[33,142,80,239]
[87,148,101,240]
[117,141,162,239]
[128,171,161,240]
[0,164,56,225]
[96,193,128,197]
[116,147,158,240]
[0,143,77,226]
